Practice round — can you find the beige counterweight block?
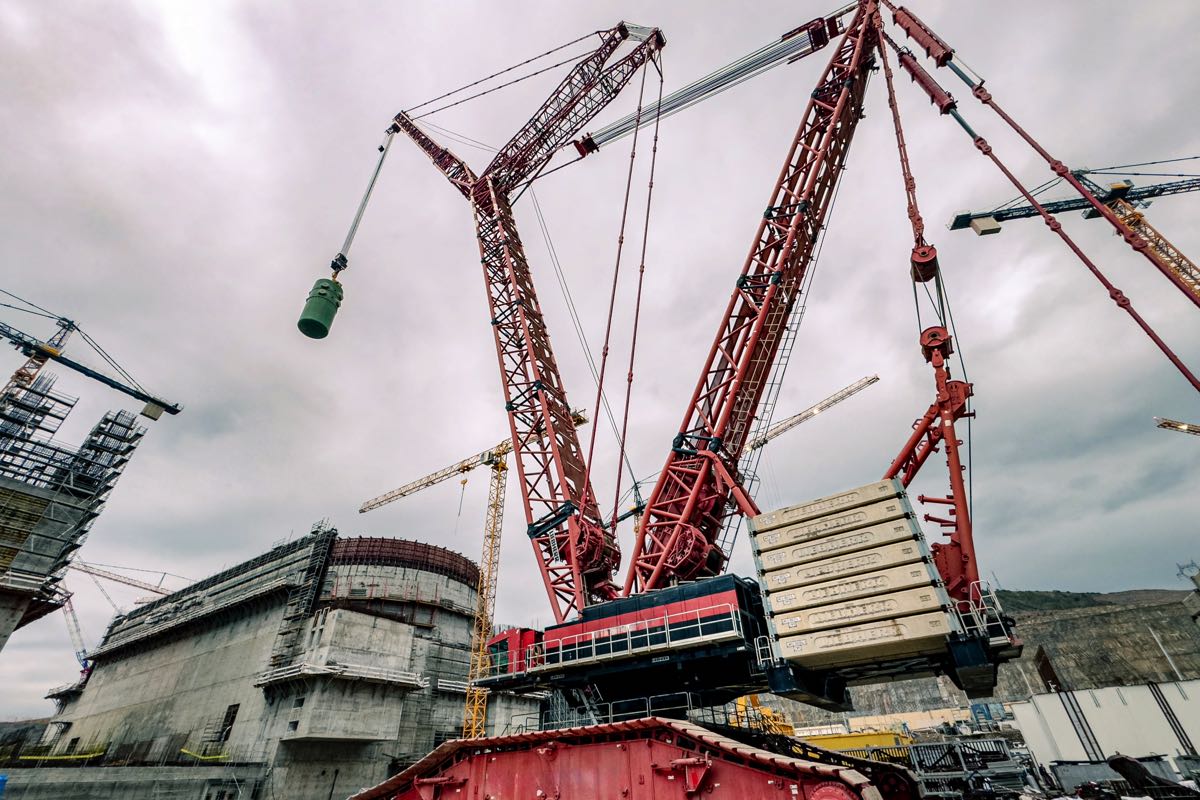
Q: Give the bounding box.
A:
[752,496,911,553]
[777,611,953,667]
[771,586,945,635]
[749,479,903,534]
[761,541,927,593]
[757,521,922,572]
[766,563,938,614]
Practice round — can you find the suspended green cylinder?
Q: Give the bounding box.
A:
[297,278,344,339]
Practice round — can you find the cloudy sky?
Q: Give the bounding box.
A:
[2,1,1197,719]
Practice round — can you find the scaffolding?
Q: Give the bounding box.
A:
[0,373,145,629]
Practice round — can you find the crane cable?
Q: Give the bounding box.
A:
[876,17,973,507]
[1,288,151,395]
[609,56,665,529]
[578,59,652,519]
[404,31,600,116]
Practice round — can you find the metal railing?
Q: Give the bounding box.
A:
[954,581,1013,643]
[253,661,427,688]
[513,603,745,675]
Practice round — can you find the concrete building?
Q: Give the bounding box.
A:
[0,374,144,653]
[1011,679,1200,789]
[3,527,539,800]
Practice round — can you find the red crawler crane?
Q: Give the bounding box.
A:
[389,24,664,623]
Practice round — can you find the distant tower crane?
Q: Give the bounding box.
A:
[0,304,181,419]
[360,440,509,738]
[950,164,1200,305]
[69,560,173,597]
[1155,417,1199,437]
[745,375,879,451]
[61,594,90,669]
[360,413,587,738]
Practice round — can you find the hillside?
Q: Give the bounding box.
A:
[996,588,1190,613]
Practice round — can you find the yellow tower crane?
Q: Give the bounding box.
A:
[359,414,586,738]
[1155,417,1199,437]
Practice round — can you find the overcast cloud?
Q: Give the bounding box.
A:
[1,1,1197,719]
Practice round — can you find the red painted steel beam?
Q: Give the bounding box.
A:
[393,25,664,622]
[624,2,881,596]
[884,326,978,601]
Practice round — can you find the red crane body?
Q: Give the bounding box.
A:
[393,24,665,622]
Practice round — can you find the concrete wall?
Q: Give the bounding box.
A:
[0,590,30,652]
[1011,680,1200,777]
[3,764,261,800]
[51,597,283,759]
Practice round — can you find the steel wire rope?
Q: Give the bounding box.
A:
[877,19,976,518]
[412,48,602,120]
[1088,170,1200,179]
[577,61,651,521]
[989,176,1062,214]
[528,190,639,504]
[404,31,598,114]
[1090,154,1199,172]
[0,288,57,318]
[0,302,58,321]
[0,287,150,393]
[609,55,664,530]
[76,328,145,392]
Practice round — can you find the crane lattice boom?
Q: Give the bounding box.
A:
[625,5,880,595]
[392,23,664,622]
[69,561,171,596]
[1155,417,1199,437]
[745,375,880,451]
[359,441,511,513]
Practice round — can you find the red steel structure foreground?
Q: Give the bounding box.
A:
[348,718,915,800]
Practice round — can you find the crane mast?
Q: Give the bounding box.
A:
[625,5,880,595]
[390,24,664,622]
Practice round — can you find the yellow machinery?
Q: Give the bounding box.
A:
[732,694,795,736]
[802,730,916,751]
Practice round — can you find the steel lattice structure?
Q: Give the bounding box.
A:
[393,23,665,622]
[624,5,880,595]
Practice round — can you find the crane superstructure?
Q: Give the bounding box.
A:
[311,0,1200,731]
[320,6,1200,799]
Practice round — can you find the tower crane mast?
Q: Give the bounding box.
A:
[360,413,589,737]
